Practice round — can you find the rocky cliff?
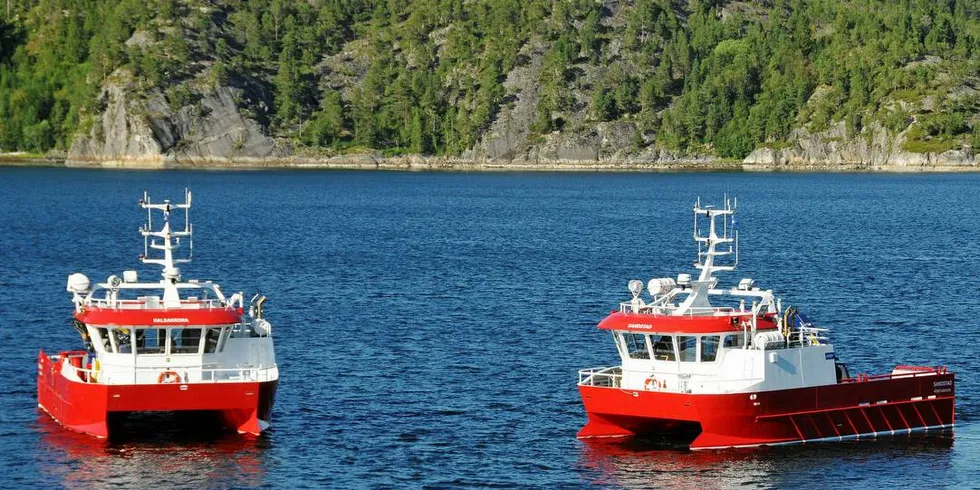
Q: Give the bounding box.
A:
[67,71,283,168]
[743,122,976,170]
[67,65,976,171]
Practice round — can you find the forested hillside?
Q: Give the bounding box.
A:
[0,0,977,164]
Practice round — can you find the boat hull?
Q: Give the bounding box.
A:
[37,351,278,439]
[578,371,954,449]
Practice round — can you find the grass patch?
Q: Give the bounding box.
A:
[901,138,958,153]
[889,89,920,103]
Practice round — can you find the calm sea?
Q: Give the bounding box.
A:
[0,168,978,488]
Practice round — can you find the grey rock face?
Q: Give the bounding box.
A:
[463,40,546,163]
[67,80,165,168]
[743,122,976,169]
[170,86,278,164]
[67,71,280,168]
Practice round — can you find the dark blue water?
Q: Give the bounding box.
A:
[1,168,978,488]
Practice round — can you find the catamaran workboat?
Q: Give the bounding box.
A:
[577,199,954,449]
[38,190,278,438]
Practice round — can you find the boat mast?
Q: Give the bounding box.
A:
[139,189,193,307]
[674,197,738,315]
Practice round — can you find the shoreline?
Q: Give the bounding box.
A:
[1,154,978,173]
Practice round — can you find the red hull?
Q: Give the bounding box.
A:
[579,371,954,449]
[37,351,277,439]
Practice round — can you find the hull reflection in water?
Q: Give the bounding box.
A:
[578,434,954,489]
[36,413,269,488]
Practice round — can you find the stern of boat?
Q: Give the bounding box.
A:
[37,350,110,438]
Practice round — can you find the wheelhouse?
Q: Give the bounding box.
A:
[85,324,231,355]
[613,331,745,363]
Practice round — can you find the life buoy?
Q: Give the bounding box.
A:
[644,376,659,391]
[157,370,181,384]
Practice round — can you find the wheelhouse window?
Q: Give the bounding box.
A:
[622,333,651,360]
[136,328,166,354]
[170,328,203,354]
[677,336,697,362]
[113,328,132,353]
[723,333,745,348]
[203,327,223,354]
[651,335,676,361]
[701,336,720,362]
[95,327,110,352]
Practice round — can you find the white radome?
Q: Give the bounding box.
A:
[677,273,692,286]
[66,273,91,293]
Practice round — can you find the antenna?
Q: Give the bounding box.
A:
[139,189,193,307]
[692,196,738,277]
[675,197,740,316]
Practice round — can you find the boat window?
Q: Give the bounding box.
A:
[677,336,697,362]
[612,332,626,358]
[723,333,745,348]
[170,328,203,354]
[203,327,222,353]
[114,328,133,353]
[651,335,676,361]
[623,333,651,360]
[136,328,166,354]
[95,327,111,352]
[701,336,720,362]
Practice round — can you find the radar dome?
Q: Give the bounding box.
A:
[66,273,91,293]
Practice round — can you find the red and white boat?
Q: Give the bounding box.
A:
[577,198,954,449]
[38,190,278,438]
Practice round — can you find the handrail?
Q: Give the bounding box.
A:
[578,366,622,387]
[58,357,277,384]
[63,365,100,383]
[578,365,768,391]
[840,367,947,384]
[618,303,737,315]
[86,298,226,309]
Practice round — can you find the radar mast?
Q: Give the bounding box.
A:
[673,196,738,315]
[139,189,193,307]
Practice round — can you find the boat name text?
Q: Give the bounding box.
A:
[153,318,190,323]
[626,323,653,330]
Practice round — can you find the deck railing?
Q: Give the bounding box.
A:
[55,353,276,385]
[578,366,623,388]
[576,363,949,394]
[618,303,737,315]
[840,366,948,384]
[86,297,225,309]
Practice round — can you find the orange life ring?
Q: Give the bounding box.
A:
[644,376,659,391]
[157,370,181,384]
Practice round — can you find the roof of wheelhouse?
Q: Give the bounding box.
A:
[75,306,243,327]
[598,311,779,334]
